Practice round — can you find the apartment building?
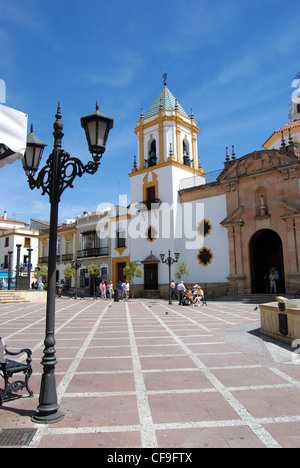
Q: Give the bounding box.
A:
[0,211,39,288]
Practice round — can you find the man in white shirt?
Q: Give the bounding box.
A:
[122,280,130,300]
[177,281,186,305]
[107,281,113,299]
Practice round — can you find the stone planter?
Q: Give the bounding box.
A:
[260,297,300,344]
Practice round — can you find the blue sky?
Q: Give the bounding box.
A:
[0,0,299,224]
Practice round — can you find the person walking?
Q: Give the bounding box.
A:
[170,280,178,300]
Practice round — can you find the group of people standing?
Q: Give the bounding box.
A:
[171,280,205,306]
[99,279,130,300]
[31,280,44,290]
[99,280,114,299]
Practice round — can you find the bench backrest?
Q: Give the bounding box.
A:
[0,338,5,364]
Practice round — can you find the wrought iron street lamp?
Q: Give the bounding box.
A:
[160,250,180,304]
[22,124,47,175]
[23,102,113,423]
[81,101,113,160]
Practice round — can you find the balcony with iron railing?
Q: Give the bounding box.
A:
[62,253,73,262]
[39,256,48,264]
[77,247,109,259]
[136,198,162,211]
[39,255,62,264]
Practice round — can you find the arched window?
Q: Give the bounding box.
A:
[183,140,191,167]
[145,139,157,167]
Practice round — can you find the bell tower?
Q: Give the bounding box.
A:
[289,74,300,122]
[130,81,206,208]
[132,83,204,173]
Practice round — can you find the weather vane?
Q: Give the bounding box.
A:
[163,73,167,86]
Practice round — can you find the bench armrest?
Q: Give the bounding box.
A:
[5,348,32,365]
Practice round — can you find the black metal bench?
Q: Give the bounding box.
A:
[0,338,33,405]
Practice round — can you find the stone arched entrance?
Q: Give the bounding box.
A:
[250,229,285,294]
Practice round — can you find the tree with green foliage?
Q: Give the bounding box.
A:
[63,264,77,282]
[123,261,143,299]
[174,261,190,281]
[34,266,48,281]
[88,263,100,296]
[33,266,48,289]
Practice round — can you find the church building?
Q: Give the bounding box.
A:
[124,80,300,298]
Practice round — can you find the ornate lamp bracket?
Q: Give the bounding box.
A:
[27,150,100,203]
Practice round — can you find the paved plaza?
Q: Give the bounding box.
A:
[0,297,300,448]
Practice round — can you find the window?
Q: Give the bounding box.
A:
[196,219,212,238]
[101,267,108,281]
[4,237,9,247]
[197,248,213,266]
[116,229,126,248]
[143,186,162,211]
[23,255,29,268]
[65,277,71,287]
[183,140,191,167]
[80,269,88,288]
[145,139,157,167]
[24,237,31,248]
[147,185,155,201]
[42,244,48,257]
[82,230,99,249]
[146,225,158,242]
[66,239,72,254]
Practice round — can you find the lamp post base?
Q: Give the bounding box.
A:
[31,409,64,424]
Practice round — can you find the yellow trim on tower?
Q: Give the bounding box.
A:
[142,172,159,201]
[129,158,206,178]
[134,113,199,134]
[137,127,144,169]
[192,134,198,169]
[158,118,164,164]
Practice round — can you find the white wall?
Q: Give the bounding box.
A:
[179,194,230,285]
